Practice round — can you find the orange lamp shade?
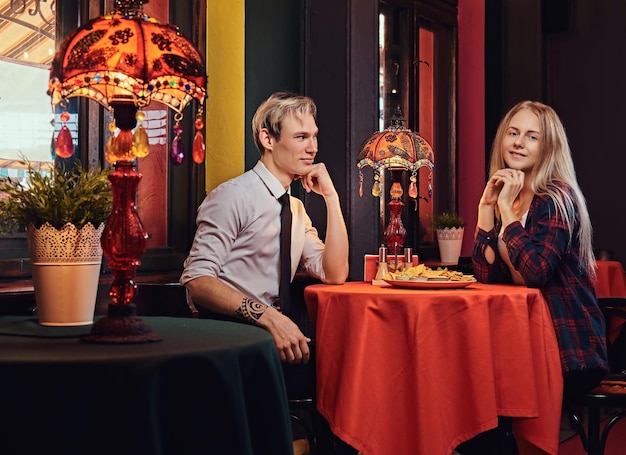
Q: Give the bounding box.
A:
[357,107,434,199]
[48,12,206,114]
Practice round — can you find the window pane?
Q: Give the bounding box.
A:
[0,0,56,168]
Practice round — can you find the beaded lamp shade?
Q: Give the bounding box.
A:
[48,0,207,164]
[357,106,434,199]
[357,107,435,255]
[46,0,207,343]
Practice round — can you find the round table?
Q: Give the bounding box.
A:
[0,316,292,455]
[305,281,563,455]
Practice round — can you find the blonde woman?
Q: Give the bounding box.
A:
[460,101,608,455]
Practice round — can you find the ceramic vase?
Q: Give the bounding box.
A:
[26,222,104,326]
[436,227,464,265]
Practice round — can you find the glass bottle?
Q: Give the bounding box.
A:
[375,245,389,281]
[404,247,413,271]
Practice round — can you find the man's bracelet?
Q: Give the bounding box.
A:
[235,297,267,323]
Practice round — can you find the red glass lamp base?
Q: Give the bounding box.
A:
[83,160,161,344]
[384,198,407,255]
[82,303,161,344]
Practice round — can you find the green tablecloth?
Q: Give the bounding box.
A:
[0,316,293,455]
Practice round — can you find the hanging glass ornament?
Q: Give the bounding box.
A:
[359,171,364,197]
[49,118,56,160]
[132,126,150,158]
[105,136,117,164]
[428,170,433,198]
[192,108,205,164]
[170,113,184,165]
[372,171,381,197]
[50,134,56,161]
[55,110,74,158]
[192,131,205,164]
[131,110,150,158]
[104,119,118,164]
[408,172,418,199]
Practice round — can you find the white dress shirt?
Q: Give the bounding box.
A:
[180,161,326,307]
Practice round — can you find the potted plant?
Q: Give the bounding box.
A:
[430,211,465,265]
[0,160,112,326]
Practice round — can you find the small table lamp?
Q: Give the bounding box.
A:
[47,0,207,343]
[357,106,434,255]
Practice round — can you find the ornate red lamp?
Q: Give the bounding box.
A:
[357,107,434,256]
[47,0,207,343]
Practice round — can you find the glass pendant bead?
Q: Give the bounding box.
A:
[132,125,150,158]
[428,171,433,198]
[50,133,56,160]
[359,172,364,197]
[105,135,117,164]
[170,118,185,164]
[51,91,62,105]
[408,181,418,199]
[192,131,205,164]
[170,136,184,165]
[55,125,74,158]
[59,110,71,123]
[372,180,381,197]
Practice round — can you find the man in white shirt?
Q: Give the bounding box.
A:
[181,91,349,366]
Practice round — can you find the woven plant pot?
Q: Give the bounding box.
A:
[27,222,105,326]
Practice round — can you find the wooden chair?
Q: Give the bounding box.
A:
[564,297,626,455]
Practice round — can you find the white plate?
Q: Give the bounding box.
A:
[383,279,477,290]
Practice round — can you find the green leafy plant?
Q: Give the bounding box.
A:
[429,211,465,230]
[0,160,112,233]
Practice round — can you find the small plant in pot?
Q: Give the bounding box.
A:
[429,211,465,231]
[0,160,112,326]
[430,211,465,265]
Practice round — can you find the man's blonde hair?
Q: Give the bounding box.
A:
[252,92,317,155]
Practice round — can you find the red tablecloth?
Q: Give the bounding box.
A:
[595,260,626,343]
[595,260,626,298]
[305,282,563,455]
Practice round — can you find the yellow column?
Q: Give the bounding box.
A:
[205,0,245,193]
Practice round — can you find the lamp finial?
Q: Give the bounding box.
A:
[389,105,406,129]
[113,0,147,16]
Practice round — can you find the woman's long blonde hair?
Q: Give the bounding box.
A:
[489,100,596,276]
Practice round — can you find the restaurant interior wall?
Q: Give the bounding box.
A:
[303,0,468,280]
[9,0,622,286]
[544,0,626,268]
[243,0,304,197]
[0,0,477,285]
[485,0,626,269]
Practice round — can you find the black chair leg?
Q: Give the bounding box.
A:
[587,408,602,455]
[290,412,317,455]
[565,405,594,453]
[599,410,626,455]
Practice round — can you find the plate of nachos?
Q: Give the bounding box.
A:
[382,264,476,289]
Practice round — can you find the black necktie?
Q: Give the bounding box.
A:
[278,192,292,314]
